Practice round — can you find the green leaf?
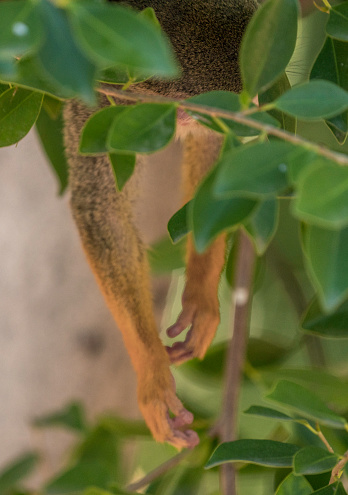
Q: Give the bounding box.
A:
[293,447,338,475]
[1,55,68,99]
[108,103,176,153]
[310,37,348,143]
[35,102,69,195]
[147,236,185,274]
[98,66,148,86]
[33,402,88,433]
[206,439,299,468]
[259,72,296,133]
[0,0,43,58]
[190,167,258,252]
[0,58,17,79]
[109,152,136,191]
[275,473,312,495]
[302,224,348,311]
[312,482,343,494]
[213,141,293,198]
[167,202,190,243]
[187,90,279,136]
[326,2,348,41]
[37,0,97,104]
[287,147,318,184]
[266,380,347,429]
[244,198,279,255]
[244,405,293,421]
[240,0,298,97]
[68,1,177,77]
[293,159,348,229]
[45,462,112,494]
[0,87,43,147]
[302,298,348,338]
[0,452,40,493]
[274,80,348,120]
[79,106,126,154]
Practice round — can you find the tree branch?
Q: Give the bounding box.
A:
[217,231,256,495]
[97,86,348,167]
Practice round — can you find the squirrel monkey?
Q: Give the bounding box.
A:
[64,0,257,449]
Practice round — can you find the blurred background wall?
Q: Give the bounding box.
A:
[0,130,181,481]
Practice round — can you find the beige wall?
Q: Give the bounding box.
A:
[0,131,181,480]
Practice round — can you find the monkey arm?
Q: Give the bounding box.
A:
[166,130,227,364]
[64,100,198,449]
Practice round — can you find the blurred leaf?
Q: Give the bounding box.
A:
[0,0,43,59]
[293,447,338,475]
[310,37,348,144]
[293,159,348,229]
[274,81,348,120]
[181,342,227,378]
[206,440,299,468]
[1,55,68,99]
[167,202,190,243]
[148,236,185,274]
[33,402,88,433]
[244,405,293,421]
[187,90,279,136]
[98,66,148,85]
[244,198,279,255]
[259,72,296,133]
[326,2,348,41]
[108,103,176,153]
[0,87,43,147]
[68,1,177,77]
[138,7,161,30]
[302,298,348,338]
[35,102,69,195]
[83,489,115,495]
[98,416,150,438]
[261,368,348,410]
[214,141,293,198]
[240,0,298,97]
[0,83,10,95]
[79,106,126,154]
[0,452,40,493]
[109,152,136,191]
[37,0,97,104]
[247,338,290,367]
[266,380,347,429]
[275,473,312,494]
[303,224,348,311]
[287,147,318,184]
[0,58,17,79]
[45,462,112,494]
[190,167,258,252]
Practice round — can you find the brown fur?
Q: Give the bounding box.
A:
[64,0,257,448]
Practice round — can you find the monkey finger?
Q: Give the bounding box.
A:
[166,307,196,337]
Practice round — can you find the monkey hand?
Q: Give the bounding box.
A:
[165,283,220,365]
[137,369,199,449]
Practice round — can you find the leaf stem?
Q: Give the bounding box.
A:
[97,86,348,166]
[330,450,348,484]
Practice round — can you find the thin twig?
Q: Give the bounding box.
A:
[97,86,348,167]
[330,450,348,484]
[125,450,189,492]
[216,231,256,495]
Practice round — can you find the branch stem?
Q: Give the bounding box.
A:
[97,86,348,166]
[218,231,256,495]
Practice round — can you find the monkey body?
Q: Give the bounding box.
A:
[64,0,257,448]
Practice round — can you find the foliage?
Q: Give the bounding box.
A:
[1,0,348,493]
